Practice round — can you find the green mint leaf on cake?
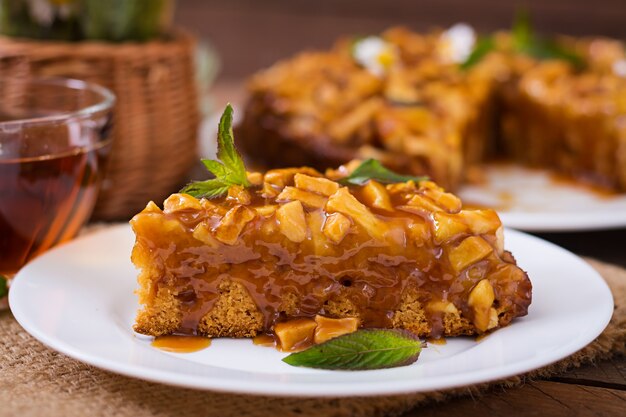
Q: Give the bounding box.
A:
[339,159,428,186]
[460,36,496,70]
[512,8,533,51]
[179,178,232,199]
[181,104,250,198]
[462,9,583,70]
[520,39,584,68]
[213,104,249,186]
[283,329,423,370]
[0,275,7,299]
[512,9,583,68]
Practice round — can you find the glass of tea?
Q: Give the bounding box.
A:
[0,78,115,278]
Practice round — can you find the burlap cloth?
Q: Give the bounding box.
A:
[0,258,624,417]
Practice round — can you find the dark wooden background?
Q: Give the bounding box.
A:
[176,0,626,80]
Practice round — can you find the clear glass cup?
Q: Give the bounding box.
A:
[0,78,115,278]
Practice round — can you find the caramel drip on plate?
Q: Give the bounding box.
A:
[426,337,447,345]
[151,335,211,353]
[252,334,276,348]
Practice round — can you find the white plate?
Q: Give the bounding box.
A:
[459,164,626,232]
[10,225,613,397]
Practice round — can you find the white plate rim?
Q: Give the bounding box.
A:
[9,225,614,397]
[457,164,626,233]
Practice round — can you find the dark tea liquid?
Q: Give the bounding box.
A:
[0,142,111,275]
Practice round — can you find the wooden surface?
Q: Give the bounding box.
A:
[415,360,626,417]
[207,80,626,417]
[417,379,626,417]
[176,0,626,80]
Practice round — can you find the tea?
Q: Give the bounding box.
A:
[0,142,111,275]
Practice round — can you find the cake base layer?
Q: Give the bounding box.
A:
[134,278,515,338]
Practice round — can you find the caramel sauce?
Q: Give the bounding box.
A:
[475,333,491,342]
[252,334,277,348]
[253,331,313,352]
[151,335,211,353]
[464,172,620,212]
[133,176,531,339]
[462,194,514,212]
[426,337,447,345]
[280,337,315,353]
[548,172,619,199]
[252,333,315,353]
[460,202,490,211]
[463,164,621,212]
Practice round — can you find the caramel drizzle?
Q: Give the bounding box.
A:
[147,186,530,338]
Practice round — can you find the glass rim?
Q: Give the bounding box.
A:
[0,77,116,128]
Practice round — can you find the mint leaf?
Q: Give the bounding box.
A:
[512,8,532,51]
[339,159,428,186]
[0,275,7,299]
[180,178,231,199]
[462,9,583,70]
[283,329,423,370]
[181,104,250,198]
[215,104,249,186]
[521,39,584,68]
[461,36,496,70]
[511,9,583,68]
[201,159,230,179]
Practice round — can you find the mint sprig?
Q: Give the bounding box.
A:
[511,9,583,68]
[0,275,7,299]
[339,159,428,186]
[511,8,533,51]
[283,329,423,370]
[460,36,496,70]
[181,104,250,198]
[461,9,583,70]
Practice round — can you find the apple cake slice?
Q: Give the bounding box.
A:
[131,163,531,340]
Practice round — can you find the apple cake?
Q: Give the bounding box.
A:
[237,26,626,191]
[131,163,532,340]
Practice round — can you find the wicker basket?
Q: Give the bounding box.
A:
[0,30,199,220]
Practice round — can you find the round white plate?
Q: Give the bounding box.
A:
[459,164,626,232]
[10,225,613,397]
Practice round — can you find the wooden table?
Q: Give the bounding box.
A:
[416,358,626,417]
[209,81,626,417]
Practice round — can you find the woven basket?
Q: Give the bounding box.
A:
[0,30,199,220]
